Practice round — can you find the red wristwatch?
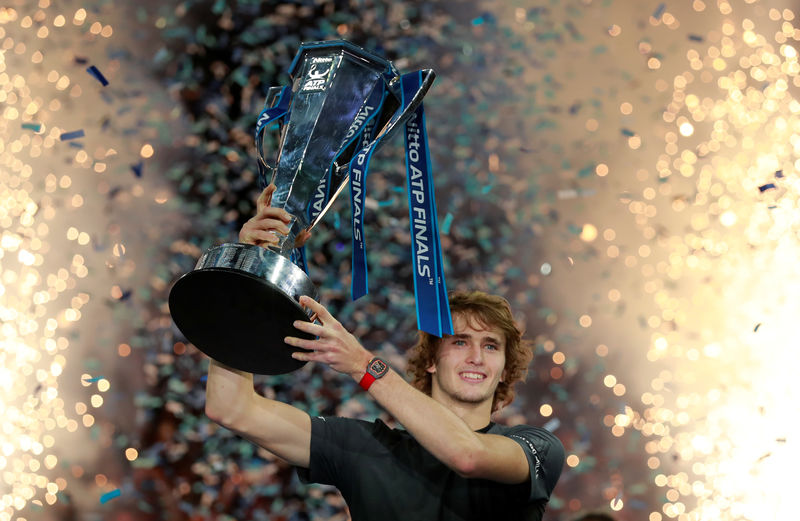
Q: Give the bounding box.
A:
[358,357,389,391]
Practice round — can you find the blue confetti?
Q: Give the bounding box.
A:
[131,161,143,178]
[621,128,635,137]
[22,122,42,132]
[442,213,453,235]
[83,376,104,383]
[758,183,776,192]
[754,323,762,332]
[60,129,85,141]
[652,3,666,20]
[100,489,121,504]
[775,170,784,178]
[543,418,561,431]
[74,56,89,65]
[200,374,208,382]
[688,34,704,42]
[577,164,595,178]
[86,65,109,86]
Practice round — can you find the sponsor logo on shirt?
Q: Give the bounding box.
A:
[511,434,542,478]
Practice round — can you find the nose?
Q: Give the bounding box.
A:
[465,343,484,364]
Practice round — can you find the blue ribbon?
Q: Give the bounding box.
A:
[347,70,452,336]
[348,83,393,299]
[254,86,292,190]
[309,83,386,224]
[401,71,453,336]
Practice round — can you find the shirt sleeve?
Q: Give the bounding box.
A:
[296,416,378,487]
[505,426,565,502]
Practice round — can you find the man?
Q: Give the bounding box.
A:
[205,184,564,520]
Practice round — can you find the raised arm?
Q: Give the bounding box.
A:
[205,361,311,467]
[204,184,313,467]
[285,297,531,484]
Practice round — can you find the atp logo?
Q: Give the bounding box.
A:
[301,57,333,92]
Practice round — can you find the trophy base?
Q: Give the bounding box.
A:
[168,243,318,375]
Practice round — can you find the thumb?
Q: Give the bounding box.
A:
[257,183,277,212]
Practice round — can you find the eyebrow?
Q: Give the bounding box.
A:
[451,333,504,345]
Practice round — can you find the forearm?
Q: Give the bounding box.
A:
[356,369,484,475]
[205,359,256,426]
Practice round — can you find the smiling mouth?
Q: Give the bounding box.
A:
[459,372,486,382]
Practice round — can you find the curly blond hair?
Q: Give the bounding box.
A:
[406,291,533,412]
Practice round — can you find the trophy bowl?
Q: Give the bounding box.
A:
[169,243,317,375]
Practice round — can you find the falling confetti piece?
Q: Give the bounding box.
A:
[100,489,121,504]
[21,123,42,132]
[758,183,776,192]
[754,323,762,332]
[86,65,109,86]
[442,213,453,235]
[83,376,105,383]
[131,161,143,178]
[60,129,85,141]
[652,3,666,20]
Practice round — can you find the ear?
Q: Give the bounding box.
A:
[426,361,436,374]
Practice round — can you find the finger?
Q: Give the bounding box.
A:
[291,350,317,362]
[285,335,322,351]
[256,184,277,212]
[257,205,292,223]
[294,229,312,248]
[298,296,335,324]
[292,320,325,337]
[249,217,290,235]
[241,229,280,245]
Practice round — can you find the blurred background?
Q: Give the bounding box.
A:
[2,0,800,520]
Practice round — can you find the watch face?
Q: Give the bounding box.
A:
[369,358,388,377]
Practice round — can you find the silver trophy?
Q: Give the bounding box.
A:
[169,41,434,374]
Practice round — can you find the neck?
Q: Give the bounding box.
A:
[430,388,494,431]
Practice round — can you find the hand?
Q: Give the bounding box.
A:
[239,184,312,248]
[285,296,373,379]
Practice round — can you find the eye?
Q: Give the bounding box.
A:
[453,339,467,346]
[485,344,498,351]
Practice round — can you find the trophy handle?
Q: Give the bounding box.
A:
[257,87,289,189]
[305,69,436,232]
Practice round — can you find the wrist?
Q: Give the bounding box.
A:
[357,356,390,391]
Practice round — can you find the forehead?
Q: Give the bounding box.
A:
[451,312,505,343]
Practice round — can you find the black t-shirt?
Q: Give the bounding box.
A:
[297,416,564,521]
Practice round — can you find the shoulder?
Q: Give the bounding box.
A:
[495,424,565,460]
[492,424,565,486]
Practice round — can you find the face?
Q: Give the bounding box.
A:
[426,313,507,410]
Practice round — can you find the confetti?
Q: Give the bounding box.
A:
[99,489,121,504]
[131,161,144,178]
[758,183,776,192]
[442,212,453,235]
[21,123,42,132]
[86,65,109,86]
[59,129,85,141]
